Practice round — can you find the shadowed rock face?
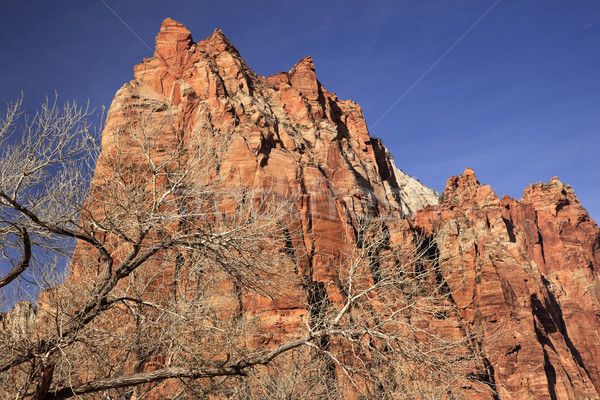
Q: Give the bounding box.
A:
[415,169,600,399]
[26,19,600,399]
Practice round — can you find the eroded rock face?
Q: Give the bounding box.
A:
[14,19,600,399]
[93,20,600,398]
[415,169,600,399]
[47,18,440,397]
[126,18,436,222]
[391,162,439,216]
[84,18,441,326]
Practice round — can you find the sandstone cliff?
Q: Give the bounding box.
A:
[415,169,600,399]
[90,18,600,398]
[4,18,599,400]
[128,18,438,220]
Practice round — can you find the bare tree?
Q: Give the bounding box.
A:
[0,96,300,399]
[0,95,97,299]
[0,97,490,400]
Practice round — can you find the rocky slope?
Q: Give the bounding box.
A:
[6,18,599,399]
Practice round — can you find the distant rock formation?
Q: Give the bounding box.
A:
[415,169,600,399]
[1,301,35,339]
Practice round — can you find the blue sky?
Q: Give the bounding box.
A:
[1,0,599,221]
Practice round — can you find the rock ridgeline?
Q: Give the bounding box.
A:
[8,18,600,399]
[126,18,439,220]
[415,169,600,399]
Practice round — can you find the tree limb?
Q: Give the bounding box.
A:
[46,331,318,399]
[0,226,31,288]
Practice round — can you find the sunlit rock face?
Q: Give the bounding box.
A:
[126,18,438,221]
[96,17,440,297]
[29,18,600,399]
[38,18,441,398]
[415,169,600,399]
[1,301,35,339]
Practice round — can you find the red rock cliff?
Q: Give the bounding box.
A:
[26,19,600,399]
[415,168,600,399]
[95,18,439,294]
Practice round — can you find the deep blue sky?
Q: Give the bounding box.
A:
[1,1,599,222]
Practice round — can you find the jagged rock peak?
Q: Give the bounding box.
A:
[520,175,590,221]
[154,18,193,59]
[159,17,190,32]
[290,56,316,74]
[446,167,481,190]
[436,168,504,213]
[288,56,320,101]
[390,162,439,215]
[523,175,572,197]
[202,27,240,54]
